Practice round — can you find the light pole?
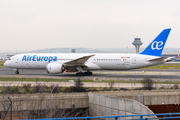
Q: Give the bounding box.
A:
[50,81,67,118]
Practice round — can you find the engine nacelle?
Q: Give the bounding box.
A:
[46,63,64,74]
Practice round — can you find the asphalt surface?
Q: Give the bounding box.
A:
[0,67,180,81]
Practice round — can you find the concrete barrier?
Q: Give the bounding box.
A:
[88,93,156,119]
[0,93,88,111]
[91,90,180,105]
[1,90,179,118]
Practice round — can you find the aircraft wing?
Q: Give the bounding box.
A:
[64,54,94,67]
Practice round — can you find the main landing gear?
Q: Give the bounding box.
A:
[76,71,93,76]
[15,69,19,74]
[75,66,92,76]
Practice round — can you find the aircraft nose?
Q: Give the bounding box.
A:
[4,61,9,67]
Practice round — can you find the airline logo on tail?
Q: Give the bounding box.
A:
[140,28,171,57]
[151,41,163,50]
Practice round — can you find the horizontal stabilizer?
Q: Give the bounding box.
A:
[147,57,167,62]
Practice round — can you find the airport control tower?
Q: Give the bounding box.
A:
[132,38,143,53]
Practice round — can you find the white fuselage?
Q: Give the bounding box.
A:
[4,53,166,71]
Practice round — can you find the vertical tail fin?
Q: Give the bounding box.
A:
[178,55,180,59]
[140,28,171,57]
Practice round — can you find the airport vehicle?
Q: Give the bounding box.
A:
[4,28,171,76]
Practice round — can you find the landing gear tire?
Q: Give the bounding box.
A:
[76,72,93,76]
[15,69,19,74]
[76,72,85,76]
[84,72,93,76]
[89,72,93,75]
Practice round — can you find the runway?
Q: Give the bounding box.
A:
[1,67,180,81]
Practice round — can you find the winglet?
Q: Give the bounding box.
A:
[140,28,171,57]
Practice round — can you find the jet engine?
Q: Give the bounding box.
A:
[46,63,64,74]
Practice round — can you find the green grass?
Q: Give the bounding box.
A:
[0,77,75,82]
[0,61,5,67]
[0,77,180,84]
[0,77,95,82]
[141,64,180,69]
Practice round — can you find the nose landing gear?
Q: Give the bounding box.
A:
[15,69,19,74]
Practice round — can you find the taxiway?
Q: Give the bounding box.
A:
[0,67,180,81]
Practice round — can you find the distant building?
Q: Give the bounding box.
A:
[161,53,180,62]
[7,55,14,58]
[71,49,76,53]
[132,38,143,53]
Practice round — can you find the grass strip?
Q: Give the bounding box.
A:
[141,64,180,69]
[0,61,4,67]
[0,77,180,84]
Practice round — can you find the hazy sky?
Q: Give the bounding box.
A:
[0,0,180,52]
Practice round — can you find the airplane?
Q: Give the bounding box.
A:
[178,55,180,59]
[4,28,172,76]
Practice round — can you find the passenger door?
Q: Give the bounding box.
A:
[15,56,19,63]
[131,57,137,65]
[91,57,96,63]
[123,58,130,68]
